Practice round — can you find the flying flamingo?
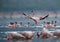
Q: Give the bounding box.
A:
[23,11,49,24]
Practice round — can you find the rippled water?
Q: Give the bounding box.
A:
[0,27,60,42]
[0,17,60,42]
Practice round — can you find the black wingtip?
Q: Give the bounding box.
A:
[40,14,49,20]
[44,14,49,18]
[22,13,26,16]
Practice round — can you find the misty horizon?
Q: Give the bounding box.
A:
[0,10,60,17]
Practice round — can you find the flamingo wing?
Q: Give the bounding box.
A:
[40,14,49,20]
[23,13,38,24]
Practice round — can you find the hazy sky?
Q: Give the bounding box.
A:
[0,0,60,11]
[0,11,60,17]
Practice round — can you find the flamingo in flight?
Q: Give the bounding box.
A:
[23,11,49,24]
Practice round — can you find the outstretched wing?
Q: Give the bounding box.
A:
[23,13,38,24]
[40,14,49,20]
[23,13,27,16]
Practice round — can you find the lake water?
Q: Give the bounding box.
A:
[0,17,60,42]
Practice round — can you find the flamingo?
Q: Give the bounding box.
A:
[40,28,53,39]
[23,12,49,24]
[53,30,60,37]
[5,31,33,40]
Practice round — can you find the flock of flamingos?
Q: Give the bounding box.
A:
[3,10,60,40]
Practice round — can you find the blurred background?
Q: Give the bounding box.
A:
[0,0,60,11]
[0,0,60,26]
